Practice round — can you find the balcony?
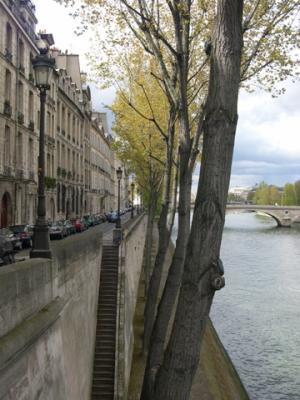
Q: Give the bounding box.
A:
[28,120,34,131]
[4,48,13,63]
[3,166,12,177]
[61,168,67,179]
[17,112,24,125]
[48,96,55,108]
[28,73,34,84]
[45,176,56,190]
[46,135,55,146]
[16,169,24,180]
[19,64,25,75]
[3,100,12,117]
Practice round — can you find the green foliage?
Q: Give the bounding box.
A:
[283,183,297,205]
[252,180,300,206]
[45,176,56,189]
[294,180,300,205]
[254,181,281,205]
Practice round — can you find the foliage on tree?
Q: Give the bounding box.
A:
[283,182,297,205]
[294,180,300,205]
[254,181,281,205]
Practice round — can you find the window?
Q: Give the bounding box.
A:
[18,39,25,71]
[52,115,54,136]
[17,132,23,167]
[29,91,34,122]
[29,52,34,81]
[67,113,71,137]
[4,69,12,102]
[18,81,24,113]
[4,126,11,167]
[62,145,66,169]
[57,101,61,128]
[28,138,34,171]
[57,141,61,166]
[62,106,65,132]
[5,23,13,58]
[47,112,51,135]
[47,153,50,176]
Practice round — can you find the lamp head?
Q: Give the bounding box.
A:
[116,166,123,181]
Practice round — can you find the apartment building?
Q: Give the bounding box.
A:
[0,0,116,227]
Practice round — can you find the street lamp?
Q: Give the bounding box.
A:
[30,45,55,259]
[131,182,135,219]
[116,166,123,228]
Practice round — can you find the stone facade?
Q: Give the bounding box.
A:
[90,112,115,214]
[0,0,117,227]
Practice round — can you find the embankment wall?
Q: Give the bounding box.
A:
[0,230,102,400]
[115,214,147,400]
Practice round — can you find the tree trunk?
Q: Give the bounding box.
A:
[143,110,176,352]
[141,140,192,399]
[152,1,244,399]
[144,189,159,295]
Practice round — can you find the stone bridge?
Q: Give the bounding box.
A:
[226,204,300,227]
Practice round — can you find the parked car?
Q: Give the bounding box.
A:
[9,224,32,248]
[71,218,87,233]
[83,215,93,227]
[107,212,118,223]
[0,230,15,266]
[100,213,107,223]
[0,228,22,250]
[49,222,67,240]
[63,220,76,235]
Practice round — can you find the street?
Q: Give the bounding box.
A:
[16,213,132,261]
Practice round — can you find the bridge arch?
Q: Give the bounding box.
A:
[254,211,281,227]
[225,204,299,228]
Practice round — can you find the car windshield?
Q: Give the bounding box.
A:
[0,228,13,236]
[9,225,26,233]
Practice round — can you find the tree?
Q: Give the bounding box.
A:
[151,1,244,397]
[254,182,281,205]
[294,180,300,205]
[283,183,297,205]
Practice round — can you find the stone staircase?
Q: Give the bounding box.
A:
[91,245,119,400]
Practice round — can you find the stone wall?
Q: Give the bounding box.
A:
[115,214,147,400]
[0,229,102,400]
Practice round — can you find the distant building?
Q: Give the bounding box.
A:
[228,186,251,201]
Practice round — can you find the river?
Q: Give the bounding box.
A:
[209,212,300,400]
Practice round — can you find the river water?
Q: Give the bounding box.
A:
[209,212,300,400]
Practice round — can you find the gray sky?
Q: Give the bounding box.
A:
[35,0,300,189]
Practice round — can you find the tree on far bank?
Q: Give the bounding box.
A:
[294,180,300,205]
[283,183,297,205]
[254,182,281,205]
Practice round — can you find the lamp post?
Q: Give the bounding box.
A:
[30,45,55,259]
[137,189,141,214]
[131,182,135,219]
[116,166,123,228]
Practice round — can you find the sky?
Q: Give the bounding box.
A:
[34,0,300,190]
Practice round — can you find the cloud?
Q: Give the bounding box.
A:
[231,82,300,187]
